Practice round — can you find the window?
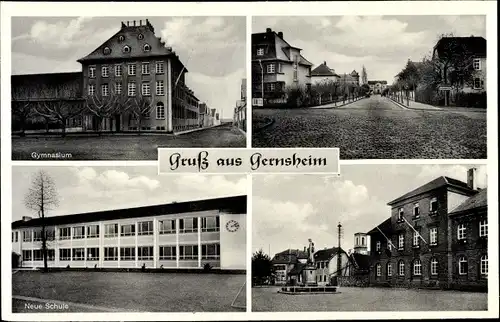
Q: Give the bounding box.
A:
[118,35,125,42]
[88,84,96,96]
[266,64,275,74]
[201,216,220,232]
[143,43,151,52]
[73,226,85,239]
[361,237,365,245]
[376,241,381,252]
[120,224,136,237]
[156,102,165,119]
[115,83,122,95]
[413,259,422,276]
[156,80,164,95]
[120,247,136,261]
[59,248,71,261]
[376,263,381,276]
[87,248,99,261]
[59,227,71,240]
[123,45,131,53]
[156,61,164,74]
[138,221,153,236]
[458,256,468,275]
[72,248,85,261]
[413,231,420,248]
[104,247,118,261]
[33,249,43,261]
[399,261,405,276]
[293,70,298,81]
[256,48,264,56]
[398,208,404,221]
[480,255,488,276]
[430,258,438,276]
[87,225,99,238]
[103,47,111,55]
[356,236,359,246]
[398,234,404,250]
[23,230,32,242]
[457,223,466,240]
[142,63,150,74]
[474,78,483,89]
[102,66,109,78]
[102,84,109,97]
[387,263,393,277]
[138,246,154,260]
[202,244,220,260]
[479,219,488,237]
[128,64,136,76]
[23,250,32,261]
[159,246,176,260]
[159,220,176,234]
[128,82,136,96]
[179,245,198,260]
[89,66,96,78]
[179,218,198,233]
[104,223,118,238]
[33,230,43,242]
[413,203,420,218]
[12,231,19,243]
[115,64,122,77]
[473,58,481,70]
[430,227,438,246]
[138,33,144,40]
[278,63,282,73]
[142,82,151,96]
[430,197,438,213]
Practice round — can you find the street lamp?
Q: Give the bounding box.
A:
[258,60,264,105]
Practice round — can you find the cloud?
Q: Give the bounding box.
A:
[417,165,488,188]
[71,167,160,192]
[176,174,247,196]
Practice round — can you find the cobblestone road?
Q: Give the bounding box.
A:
[252,96,486,159]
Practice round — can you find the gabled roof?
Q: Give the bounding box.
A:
[274,249,308,259]
[12,195,246,229]
[311,62,339,77]
[387,176,475,206]
[434,36,486,58]
[450,188,487,216]
[368,217,393,235]
[314,247,345,261]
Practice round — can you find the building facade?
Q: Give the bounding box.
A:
[12,195,246,271]
[310,61,341,85]
[367,169,487,291]
[367,80,388,94]
[251,28,312,105]
[313,247,350,285]
[271,248,308,285]
[339,71,360,86]
[233,78,247,132]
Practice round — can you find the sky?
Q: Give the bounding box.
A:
[253,15,486,84]
[252,164,488,257]
[12,166,247,221]
[11,16,246,120]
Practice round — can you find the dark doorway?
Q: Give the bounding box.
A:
[115,115,121,132]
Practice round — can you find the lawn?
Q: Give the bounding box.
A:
[12,271,246,312]
[252,286,488,312]
[12,124,246,160]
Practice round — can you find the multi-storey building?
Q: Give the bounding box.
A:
[367,168,487,291]
[251,28,313,106]
[310,62,341,85]
[313,247,350,285]
[271,248,308,285]
[367,80,388,94]
[12,195,246,271]
[11,19,204,134]
[233,78,247,132]
[339,71,360,86]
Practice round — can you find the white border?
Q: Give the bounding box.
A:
[1,1,498,321]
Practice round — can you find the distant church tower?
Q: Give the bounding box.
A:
[354,232,368,255]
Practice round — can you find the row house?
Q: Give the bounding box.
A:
[251,28,313,106]
[368,168,487,291]
[367,80,388,94]
[12,196,246,271]
[233,78,247,132]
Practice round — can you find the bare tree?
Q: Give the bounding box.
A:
[11,85,37,136]
[127,93,156,134]
[24,170,59,272]
[85,86,123,134]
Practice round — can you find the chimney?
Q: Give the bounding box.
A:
[278,31,283,38]
[467,168,477,190]
[127,21,130,27]
[266,27,272,33]
[303,246,306,252]
[139,19,142,26]
[324,61,326,65]
[121,21,126,29]
[134,20,137,27]
[22,216,32,221]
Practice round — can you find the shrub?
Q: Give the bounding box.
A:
[203,263,213,272]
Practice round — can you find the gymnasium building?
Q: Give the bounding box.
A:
[12,195,246,271]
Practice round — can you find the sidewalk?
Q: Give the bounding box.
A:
[309,97,364,109]
[388,96,441,111]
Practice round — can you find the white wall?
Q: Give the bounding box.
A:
[219,213,246,270]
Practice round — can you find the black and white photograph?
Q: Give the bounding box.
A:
[251,16,487,159]
[11,16,247,160]
[252,165,488,311]
[11,166,247,312]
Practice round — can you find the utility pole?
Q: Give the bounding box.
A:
[337,222,343,276]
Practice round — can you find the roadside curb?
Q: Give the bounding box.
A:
[253,117,275,133]
[387,97,409,110]
[236,127,247,136]
[174,124,223,136]
[309,97,366,110]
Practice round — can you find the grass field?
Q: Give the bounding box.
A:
[12,271,246,312]
[252,286,488,312]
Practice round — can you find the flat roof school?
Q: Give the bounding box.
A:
[12,195,246,271]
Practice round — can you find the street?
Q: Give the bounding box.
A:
[252,96,486,159]
[12,124,246,160]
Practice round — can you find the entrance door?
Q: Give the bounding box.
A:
[115,115,121,132]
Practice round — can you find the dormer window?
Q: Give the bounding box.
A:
[118,35,125,42]
[103,47,111,55]
[123,45,131,53]
[143,44,151,52]
[138,33,144,40]
[257,48,264,56]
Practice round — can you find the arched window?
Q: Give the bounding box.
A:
[156,102,165,119]
[143,44,151,52]
[430,257,438,276]
[123,45,131,53]
[118,35,125,42]
[387,262,392,277]
[480,255,488,276]
[103,47,111,55]
[413,259,422,276]
[375,263,381,277]
[399,260,405,276]
[138,33,144,40]
[458,256,468,275]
